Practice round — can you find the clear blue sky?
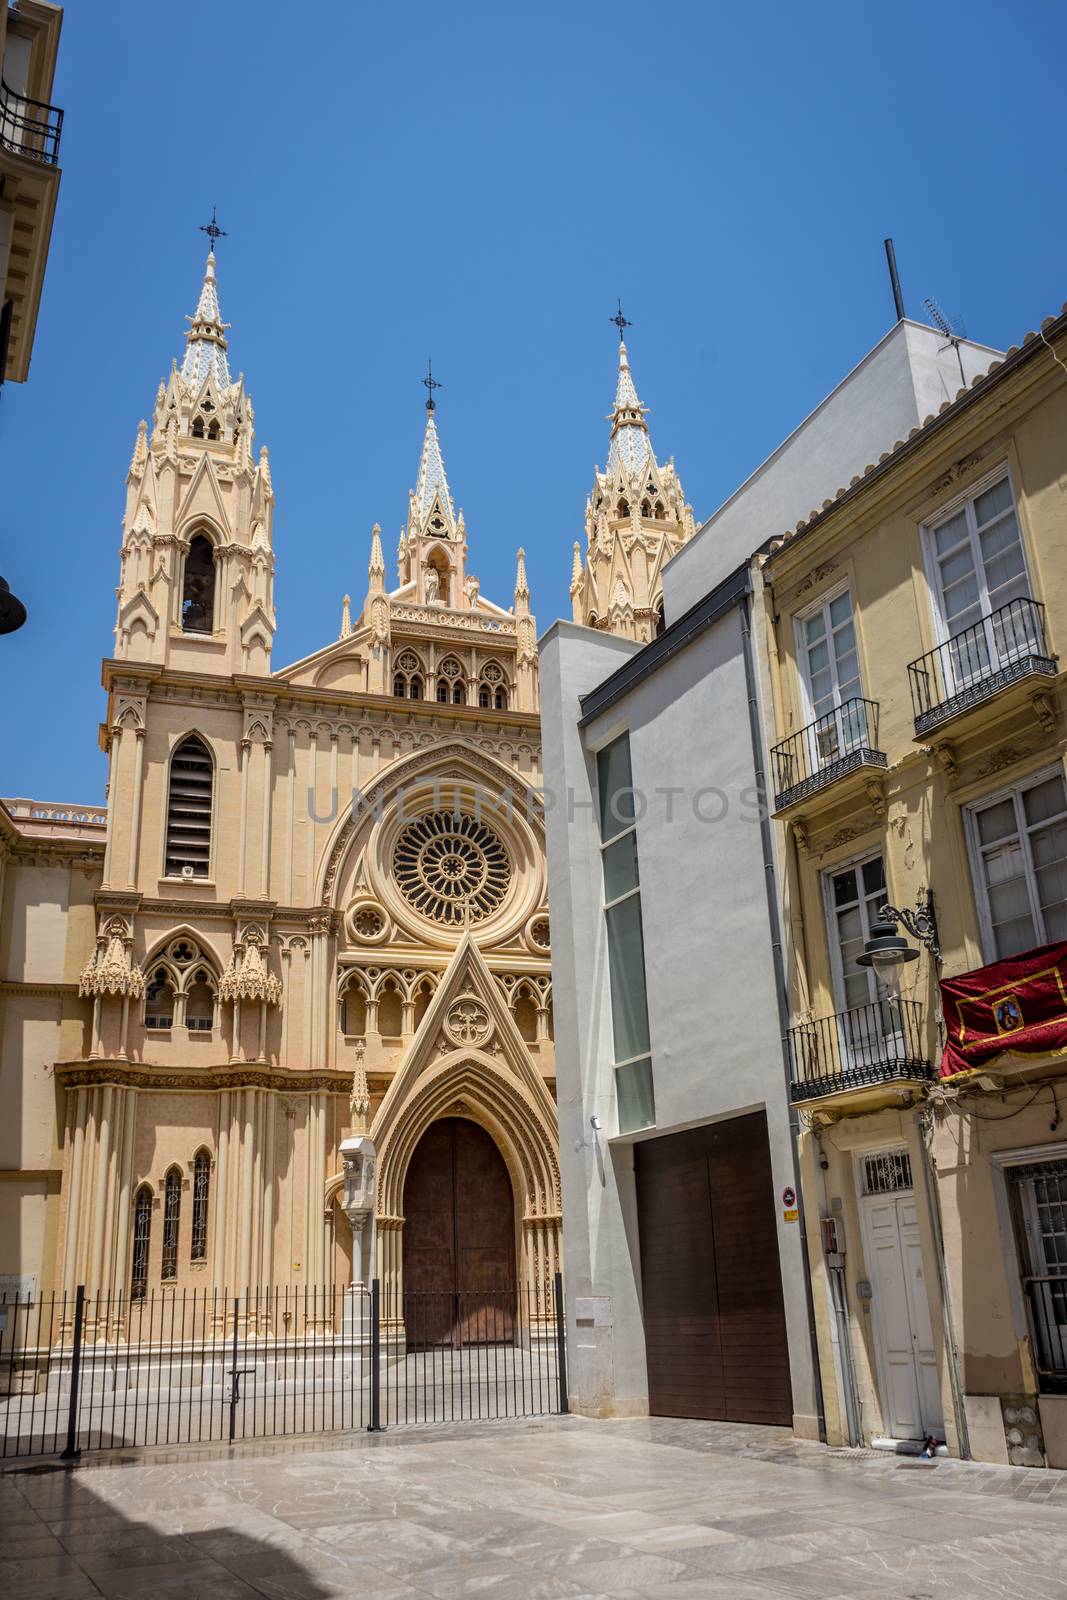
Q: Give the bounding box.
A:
[4,0,1065,803]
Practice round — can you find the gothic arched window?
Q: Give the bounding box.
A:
[343,986,368,1036]
[393,651,424,700]
[165,736,213,878]
[514,988,539,1043]
[494,688,507,711]
[478,685,491,709]
[131,1185,152,1300]
[144,969,175,1030]
[393,675,406,698]
[377,981,403,1038]
[436,678,449,703]
[161,1168,181,1281]
[453,682,464,705]
[617,499,629,519]
[185,968,215,1032]
[207,419,220,441]
[191,416,205,439]
[641,499,651,518]
[181,533,216,634]
[191,1151,210,1262]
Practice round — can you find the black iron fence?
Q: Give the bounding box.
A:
[0,78,64,167]
[907,596,1055,735]
[1024,1275,1067,1393]
[788,998,932,1101]
[770,697,886,811]
[0,1275,567,1460]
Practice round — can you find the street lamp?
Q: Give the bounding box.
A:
[856,890,940,996]
[0,575,27,635]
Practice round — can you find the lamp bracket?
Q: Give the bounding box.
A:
[878,890,940,963]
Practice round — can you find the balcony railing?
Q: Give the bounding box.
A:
[771,697,886,811]
[788,998,932,1102]
[1024,1276,1067,1393]
[0,79,63,167]
[908,597,1056,736]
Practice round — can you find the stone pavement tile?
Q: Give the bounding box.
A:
[92,1558,264,1599]
[12,1577,105,1600]
[0,1550,87,1582]
[533,1547,690,1593]
[675,1536,819,1578]
[400,1555,593,1600]
[302,1515,471,1576]
[605,1521,741,1554]
[246,1576,422,1600]
[0,1526,66,1557]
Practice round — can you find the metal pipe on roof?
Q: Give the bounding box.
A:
[884,238,906,322]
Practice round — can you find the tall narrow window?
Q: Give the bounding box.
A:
[161,1168,181,1281]
[597,733,654,1133]
[185,968,215,1032]
[930,475,1029,637]
[191,1151,210,1262]
[181,533,216,633]
[968,769,1067,960]
[144,968,175,1029]
[1008,1158,1067,1394]
[165,736,213,877]
[131,1185,152,1300]
[826,853,888,1012]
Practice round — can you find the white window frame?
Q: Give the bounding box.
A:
[920,463,1031,649]
[821,847,888,1013]
[963,762,1067,964]
[794,581,862,726]
[990,1143,1067,1371]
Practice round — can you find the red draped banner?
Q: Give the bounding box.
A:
[940,940,1067,1079]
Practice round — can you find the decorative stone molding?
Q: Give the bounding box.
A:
[219,925,282,1005]
[79,915,146,999]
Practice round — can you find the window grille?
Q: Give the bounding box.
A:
[191,1152,210,1262]
[165,737,213,877]
[862,1149,913,1195]
[131,1186,152,1300]
[161,1170,181,1281]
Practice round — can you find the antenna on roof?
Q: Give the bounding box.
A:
[883,239,905,322]
[924,296,967,388]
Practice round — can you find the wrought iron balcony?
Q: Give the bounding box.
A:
[771,697,886,812]
[0,79,63,167]
[908,597,1056,736]
[1024,1276,1067,1393]
[788,998,932,1103]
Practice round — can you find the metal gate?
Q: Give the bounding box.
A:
[0,1275,568,1460]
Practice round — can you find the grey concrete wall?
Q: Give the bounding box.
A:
[663,322,1002,621]
[540,615,820,1433]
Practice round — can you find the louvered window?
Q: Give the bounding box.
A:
[165,737,213,877]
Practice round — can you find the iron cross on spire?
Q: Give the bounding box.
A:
[422,358,443,412]
[199,205,227,253]
[610,298,632,342]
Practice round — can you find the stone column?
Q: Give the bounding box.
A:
[60,1087,89,1311]
[111,1088,137,1324]
[237,738,250,897]
[86,1085,113,1330]
[260,739,274,898]
[126,729,146,887]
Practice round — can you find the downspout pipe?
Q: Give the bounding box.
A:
[739,586,826,1443]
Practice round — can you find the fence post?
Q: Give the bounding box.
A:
[228,1296,240,1443]
[60,1285,85,1462]
[368,1279,381,1432]
[553,1270,569,1415]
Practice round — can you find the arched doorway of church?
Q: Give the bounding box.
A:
[402,1116,516,1349]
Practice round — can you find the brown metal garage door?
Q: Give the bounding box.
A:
[635,1110,793,1425]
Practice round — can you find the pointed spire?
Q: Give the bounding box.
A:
[340,594,352,638]
[571,540,583,590]
[414,408,455,526]
[180,250,232,390]
[368,523,385,593]
[513,547,530,614]
[606,339,653,478]
[258,444,272,495]
[129,419,148,479]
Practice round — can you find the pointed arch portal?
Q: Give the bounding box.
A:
[402,1116,516,1348]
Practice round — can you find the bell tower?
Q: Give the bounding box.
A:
[395,366,470,610]
[114,233,276,676]
[571,314,696,641]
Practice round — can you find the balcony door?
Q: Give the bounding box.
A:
[824,853,903,1065]
[1007,1157,1067,1391]
[798,588,866,770]
[927,472,1036,689]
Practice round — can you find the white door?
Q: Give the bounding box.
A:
[860,1165,943,1440]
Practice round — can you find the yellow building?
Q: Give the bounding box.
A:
[0,244,561,1334]
[0,0,63,385]
[758,300,1067,1467]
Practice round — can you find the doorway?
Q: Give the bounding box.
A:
[858,1148,943,1440]
[402,1117,516,1348]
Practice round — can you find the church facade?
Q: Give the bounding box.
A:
[2,248,563,1327]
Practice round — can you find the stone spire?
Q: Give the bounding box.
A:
[412,406,455,533]
[570,329,697,643]
[513,547,530,614]
[180,250,232,390]
[368,522,386,592]
[606,339,652,477]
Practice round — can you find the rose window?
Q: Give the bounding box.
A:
[393,811,511,926]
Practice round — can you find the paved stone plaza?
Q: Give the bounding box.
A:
[3,1414,1067,1600]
